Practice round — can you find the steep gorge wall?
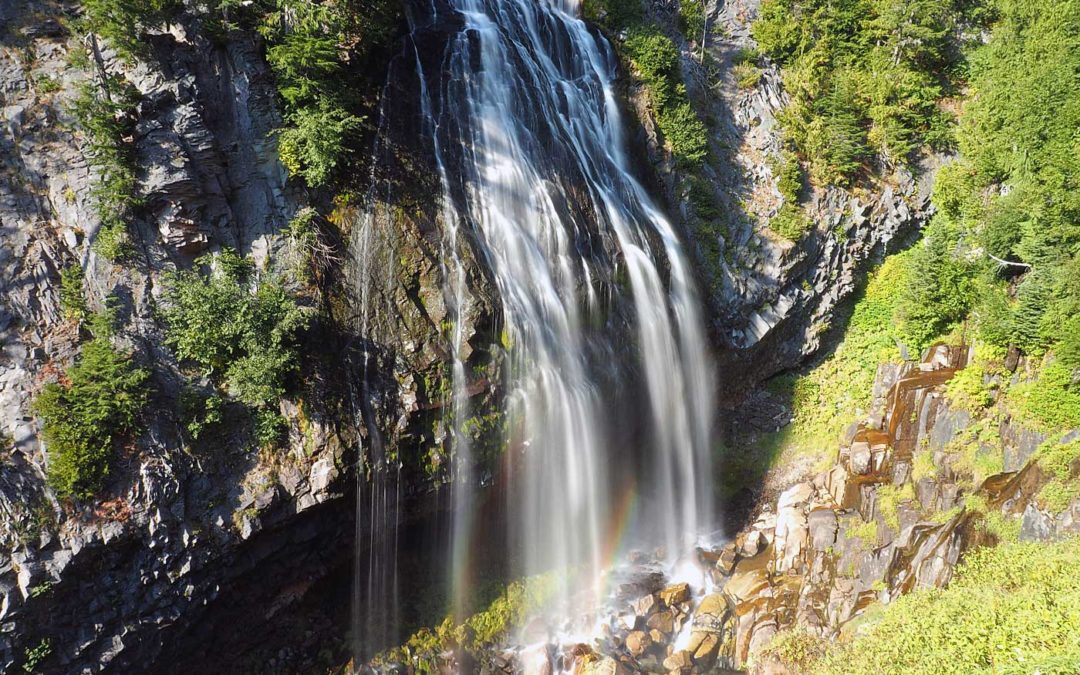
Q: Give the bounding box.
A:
[0,0,944,671]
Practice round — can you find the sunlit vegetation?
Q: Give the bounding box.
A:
[161,249,310,447]
[32,307,149,498]
[70,77,141,262]
[585,0,709,167]
[819,537,1080,674]
[753,0,986,185]
[375,574,558,669]
[252,0,401,187]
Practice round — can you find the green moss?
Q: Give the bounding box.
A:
[376,573,559,669]
[912,446,937,482]
[848,518,879,547]
[814,538,1080,674]
[876,482,915,531]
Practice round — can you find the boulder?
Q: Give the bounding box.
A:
[624,630,651,657]
[659,582,690,607]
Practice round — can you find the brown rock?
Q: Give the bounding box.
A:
[625,630,652,657]
[688,630,721,666]
[646,609,675,634]
[692,593,728,632]
[662,650,693,672]
[649,628,666,645]
[659,582,691,607]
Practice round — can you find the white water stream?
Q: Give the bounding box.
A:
[355,0,716,658]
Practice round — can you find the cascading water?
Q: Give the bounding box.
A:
[353,0,716,659]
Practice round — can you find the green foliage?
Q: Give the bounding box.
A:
[768,202,809,241]
[253,408,287,448]
[770,252,910,458]
[814,537,1080,674]
[82,0,180,58]
[620,26,709,166]
[22,639,52,673]
[733,61,761,89]
[753,0,981,184]
[756,627,830,672]
[876,482,915,531]
[943,344,1004,411]
[1008,361,1080,431]
[258,0,401,187]
[896,219,975,351]
[376,573,558,669]
[59,265,87,321]
[32,309,149,498]
[848,518,879,546]
[1034,438,1080,513]
[582,0,643,30]
[677,0,706,41]
[773,149,804,204]
[161,248,309,409]
[278,102,362,187]
[71,78,141,261]
[180,388,224,441]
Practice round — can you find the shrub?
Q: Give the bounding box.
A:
[768,202,809,241]
[815,538,1080,674]
[277,102,362,188]
[1009,361,1080,431]
[32,309,149,498]
[733,61,761,89]
[180,388,224,441]
[678,0,706,41]
[1033,438,1080,513]
[59,265,87,321]
[71,78,141,261]
[161,249,309,409]
[622,26,709,167]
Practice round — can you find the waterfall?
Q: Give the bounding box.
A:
[354,0,716,656]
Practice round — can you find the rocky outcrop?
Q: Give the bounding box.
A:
[0,2,368,671]
[466,343,1077,674]
[623,0,939,393]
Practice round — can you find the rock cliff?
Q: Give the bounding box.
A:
[0,0,955,671]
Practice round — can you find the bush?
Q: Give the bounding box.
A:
[678,0,706,41]
[59,265,87,321]
[1008,361,1080,431]
[278,102,362,188]
[32,309,149,498]
[622,26,709,167]
[162,249,309,408]
[71,78,141,261]
[815,538,1080,674]
[768,203,809,241]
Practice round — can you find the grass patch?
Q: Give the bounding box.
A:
[814,537,1080,674]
